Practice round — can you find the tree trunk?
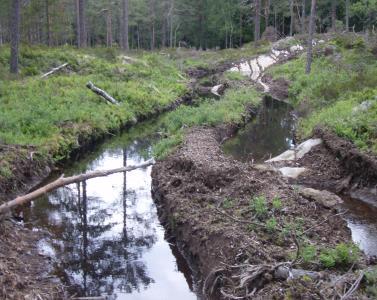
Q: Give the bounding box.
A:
[265,0,270,27]
[45,0,52,46]
[150,0,156,50]
[254,0,261,41]
[302,0,306,33]
[306,0,316,74]
[106,5,113,47]
[10,0,20,74]
[345,0,350,31]
[290,0,294,36]
[169,0,174,48]
[331,0,337,32]
[121,0,129,50]
[239,8,243,46]
[76,0,86,47]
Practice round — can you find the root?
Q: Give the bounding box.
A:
[203,261,291,299]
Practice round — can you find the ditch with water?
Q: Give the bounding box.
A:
[21,96,377,299]
[22,122,198,300]
[223,96,377,258]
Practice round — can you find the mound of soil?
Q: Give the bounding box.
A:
[0,220,64,299]
[0,145,51,204]
[152,126,356,299]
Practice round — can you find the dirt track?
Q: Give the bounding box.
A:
[152,126,361,299]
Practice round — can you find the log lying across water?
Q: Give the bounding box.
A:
[86,81,120,105]
[0,160,154,215]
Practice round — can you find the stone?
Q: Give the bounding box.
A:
[299,187,343,208]
[266,139,323,162]
[279,167,307,179]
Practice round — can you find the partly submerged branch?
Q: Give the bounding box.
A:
[0,160,154,215]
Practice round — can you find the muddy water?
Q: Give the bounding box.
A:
[23,126,197,299]
[224,97,377,257]
[223,96,296,163]
[341,197,377,257]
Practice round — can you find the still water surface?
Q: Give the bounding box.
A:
[24,128,197,299]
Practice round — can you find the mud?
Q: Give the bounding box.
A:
[0,220,65,299]
[152,126,359,299]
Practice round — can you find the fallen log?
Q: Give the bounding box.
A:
[86,81,120,105]
[0,160,154,215]
[40,63,69,79]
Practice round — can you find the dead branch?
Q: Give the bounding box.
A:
[0,160,154,215]
[86,81,120,105]
[40,63,68,79]
[340,272,364,300]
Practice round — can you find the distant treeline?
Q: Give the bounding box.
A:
[1,0,376,51]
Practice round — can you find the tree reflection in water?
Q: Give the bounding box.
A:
[26,140,163,298]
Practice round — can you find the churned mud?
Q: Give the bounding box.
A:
[151,126,364,299]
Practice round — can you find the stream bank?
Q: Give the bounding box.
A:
[151,124,359,299]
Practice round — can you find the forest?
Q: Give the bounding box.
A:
[0,0,377,300]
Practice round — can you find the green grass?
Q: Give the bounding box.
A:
[269,36,377,153]
[153,86,262,158]
[0,45,188,160]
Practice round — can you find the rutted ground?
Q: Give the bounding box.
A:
[152,126,366,299]
[151,34,377,299]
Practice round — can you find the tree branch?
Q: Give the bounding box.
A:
[0,160,154,215]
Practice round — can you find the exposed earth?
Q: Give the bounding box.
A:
[152,125,375,299]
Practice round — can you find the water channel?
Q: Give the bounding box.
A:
[20,95,377,300]
[23,124,198,300]
[223,96,377,257]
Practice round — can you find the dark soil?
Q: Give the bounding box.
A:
[273,127,377,207]
[152,126,360,299]
[262,74,290,101]
[0,220,65,299]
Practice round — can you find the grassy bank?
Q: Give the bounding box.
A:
[153,85,262,159]
[0,46,188,163]
[268,34,377,153]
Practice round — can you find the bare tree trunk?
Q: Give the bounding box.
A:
[169,0,174,48]
[0,22,2,46]
[290,0,294,36]
[345,0,350,31]
[76,0,81,47]
[265,0,270,27]
[239,8,243,46]
[254,0,261,41]
[331,0,337,32]
[306,0,316,74]
[10,0,21,74]
[76,0,86,47]
[121,0,129,50]
[302,0,306,33]
[150,0,156,50]
[79,0,87,47]
[106,5,113,47]
[45,0,52,46]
